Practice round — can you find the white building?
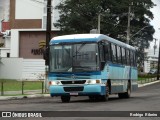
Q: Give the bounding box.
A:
[0,0,61,80]
[144,47,159,73]
[10,0,61,30]
[1,0,61,58]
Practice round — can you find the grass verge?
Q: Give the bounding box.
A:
[0,79,44,91]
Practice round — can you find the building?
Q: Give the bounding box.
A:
[0,0,61,80]
[0,0,10,57]
[10,0,60,29]
[0,0,60,58]
[144,47,159,73]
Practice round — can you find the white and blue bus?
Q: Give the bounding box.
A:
[48,34,138,102]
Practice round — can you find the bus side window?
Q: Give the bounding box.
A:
[133,51,137,67]
[116,46,122,64]
[130,51,134,66]
[111,44,117,63]
[104,41,111,62]
[99,42,105,62]
[120,47,123,64]
[121,47,126,65]
[126,49,130,65]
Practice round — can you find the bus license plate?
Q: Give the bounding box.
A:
[70,93,78,95]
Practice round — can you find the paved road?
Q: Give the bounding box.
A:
[0,82,160,120]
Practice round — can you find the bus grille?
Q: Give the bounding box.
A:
[63,87,84,92]
[61,80,86,84]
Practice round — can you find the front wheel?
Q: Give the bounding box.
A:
[100,94,109,101]
[61,96,70,103]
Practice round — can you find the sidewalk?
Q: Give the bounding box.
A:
[138,80,160,87]
[0,89,50,100]
[0,80,160,100]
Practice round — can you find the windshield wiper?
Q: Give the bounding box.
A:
[73,43,86,57]
[73,53,89,57]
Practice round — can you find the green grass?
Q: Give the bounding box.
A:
[0,79,44,91]
[138,77,150,81]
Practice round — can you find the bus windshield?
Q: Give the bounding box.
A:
[50,43,99,72]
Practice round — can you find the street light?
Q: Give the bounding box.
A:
[130,26,151,39]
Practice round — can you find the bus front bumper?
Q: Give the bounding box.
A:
[49,85,106,97]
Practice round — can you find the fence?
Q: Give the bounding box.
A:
[1,75,158,96]
[138,74,158,84]
[0,80,48,96]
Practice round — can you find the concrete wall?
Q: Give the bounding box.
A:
[0,58,45,80]
[0,48,10,57]
[22,59,45,80]
[0,58,23,79]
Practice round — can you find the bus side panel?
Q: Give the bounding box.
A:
[108,64,126,93]
[131,67,138,91]
[108,64,138,94]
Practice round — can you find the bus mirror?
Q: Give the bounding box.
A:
[100,61,105,70]
[43,47,49,65]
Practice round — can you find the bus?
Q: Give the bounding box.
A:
[47,34,138,102]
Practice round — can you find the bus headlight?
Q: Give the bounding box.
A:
[86,80,101,84]
[49,81,62,86]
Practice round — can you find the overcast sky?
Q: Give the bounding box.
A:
[0,0,159,43]
[150,0,160,47]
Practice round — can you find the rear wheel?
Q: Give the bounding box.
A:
[89,96,96,102]
[118,82,131,98]
[61,96,70,103]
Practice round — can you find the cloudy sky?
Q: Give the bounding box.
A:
[0,0,9,21]
[0,0,159,42]
[150,0,160,46]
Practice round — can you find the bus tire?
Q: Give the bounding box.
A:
[118,81,131,98]
[61,96,70,103]
[101,94,109,101]
[99,83,109,101]
[89,96,96,102]
[125,82,131,98]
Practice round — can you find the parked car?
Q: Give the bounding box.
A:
[148,69,157,75]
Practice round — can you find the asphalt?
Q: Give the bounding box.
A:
[0,80,160,100]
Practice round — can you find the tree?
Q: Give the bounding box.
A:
[54,0,155,66]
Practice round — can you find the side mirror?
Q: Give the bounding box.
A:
[100,61,105,70]
[43,47,49,65]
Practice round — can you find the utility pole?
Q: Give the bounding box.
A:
[157,40,160,80]
[126,5,131,44]
[44,0,52,92]
[45,0,52,65]
[98,14,101,34]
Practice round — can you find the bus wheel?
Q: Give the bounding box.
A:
[100,94,109,101]
[118,82,131,98]
[61,96,70,103]
[125,82,131,98]
[89,96,96,102]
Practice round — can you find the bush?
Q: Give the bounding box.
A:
[138,74,157,78]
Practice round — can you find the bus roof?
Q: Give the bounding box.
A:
[50,34,135,50]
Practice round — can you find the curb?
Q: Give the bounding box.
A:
[138,80,160,88]
[0,94,50,100]
[0,80,160,100]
